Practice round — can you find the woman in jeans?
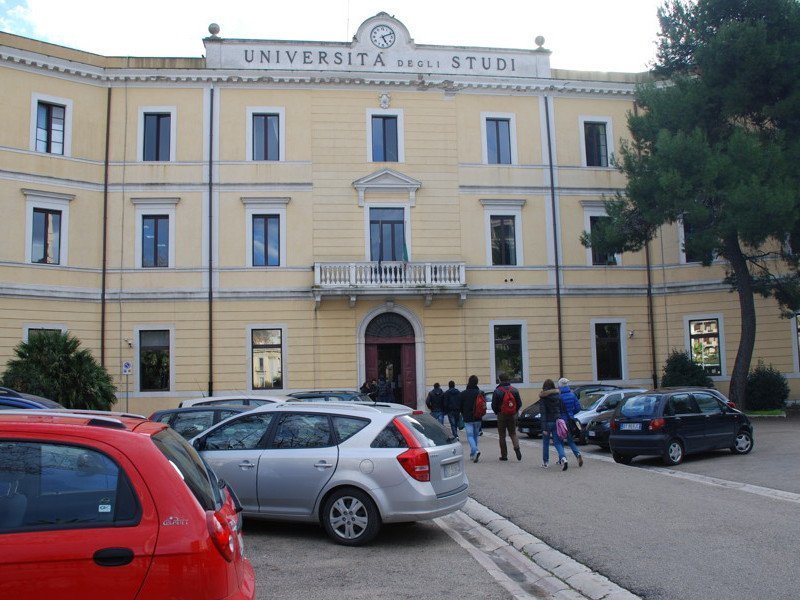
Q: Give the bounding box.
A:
[539,379,583,470]
[459,374,484,463]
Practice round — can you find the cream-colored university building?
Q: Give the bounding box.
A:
[1,13,798,413]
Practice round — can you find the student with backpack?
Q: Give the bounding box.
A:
[459,374,485,463]
[425,382,446,424]
[491,373,522,461]
[443,380,462,439]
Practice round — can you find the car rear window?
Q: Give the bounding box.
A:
[152,427,216,511]
[397,414,452,447]
[619,395,661,419]
[370,422,408,448]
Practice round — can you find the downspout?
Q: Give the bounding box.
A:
[100,86,111,367]
[544,94,564,376]
[645,241,658,388]
[207,87,215,396]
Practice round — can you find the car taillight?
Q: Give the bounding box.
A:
[397,448,431,482]
[727,401,736,409]
[206,510,235,562]
[412,410,424,415]
[610,418,618,432]
[649,418,666,431]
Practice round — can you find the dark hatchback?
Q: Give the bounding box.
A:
[150,405,248,439]
[608,388,753,465]
[585,411,615,449]
[517,384,622,438]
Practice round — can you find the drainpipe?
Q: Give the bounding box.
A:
[645,241,658,388]
[100,86,111,367]
[544,94,564,375]
[207,87,215,396]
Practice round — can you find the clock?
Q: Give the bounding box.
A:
[370,24,396,49]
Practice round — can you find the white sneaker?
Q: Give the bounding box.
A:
[540,463,549,469]
[560,458,568,471]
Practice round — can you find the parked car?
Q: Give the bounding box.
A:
[150,405,250,439]
[517,383,623,438]
[0,387,63,410]
[573,389,647,442]
[0,410,255,600]
[608,387,753,466]
[192,402,468,546]
[179,393,290,408]
[585,411,616,449]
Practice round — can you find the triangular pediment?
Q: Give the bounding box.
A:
[353,168,421,206]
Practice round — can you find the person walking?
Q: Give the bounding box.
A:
[459,374,485,463]
[539,378,569,470]
[443,380,462,438]
[491,373,522,461]
[425,383,446,424]
[376,375,394,403]
[558,377,585,444]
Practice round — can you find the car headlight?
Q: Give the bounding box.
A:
[534,413,541,419]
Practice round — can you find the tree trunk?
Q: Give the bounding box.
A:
[724,234,756,410]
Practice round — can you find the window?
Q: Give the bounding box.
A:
[486,117,512,164]
[369,207,406,261]
[666,394,698,416]
[252,215,280,266]
[141,215,169,268]
[0,441,138,532]
[583,121,609,167]
[132,198,178,269]
[252,113,280,161]
[370,423,407,448]
[589,216,617,265]
[593,321,624,380]
[35,102,65,155]
[371,115,398,162]
[143,113,171,161]
[332,417,369,443]
[270,414,333,449]
[139,330,171,392]
[694,392,723,415]
[251,328,283,390]
[490,320,529,385]
[31,208,61,264]
[23,324,67,342]
[680,218,713,264]
[688,318,722,376]
[24,189,72,266]
[204,414,274,451]
[490,215,517,266]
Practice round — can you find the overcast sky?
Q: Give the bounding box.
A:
[0,0,667,72]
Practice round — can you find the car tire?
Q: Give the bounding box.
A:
[663,439,684,466]
[731,429,754,455]
[321,487,381,546]
[525,431,537,439]
[612,451,633,465]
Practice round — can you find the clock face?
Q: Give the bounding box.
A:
[370,25,396,49]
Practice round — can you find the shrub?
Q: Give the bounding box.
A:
[660,350,714,388]
[1,330,116,410]
[745,361,789,411]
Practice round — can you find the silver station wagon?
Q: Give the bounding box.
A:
[191,402,469,545]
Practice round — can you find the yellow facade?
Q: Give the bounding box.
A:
[1,15,798,414]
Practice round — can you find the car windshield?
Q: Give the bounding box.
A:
[619,395,659,419]
[398,414,453,447]
[581,393,605,411]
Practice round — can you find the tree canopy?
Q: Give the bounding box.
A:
[2,330,117,410]
[583,0,800,408]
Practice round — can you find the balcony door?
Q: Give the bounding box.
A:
[369,208,406,261]
[364,312,416,408]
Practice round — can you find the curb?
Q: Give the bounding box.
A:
[461,498,640,600]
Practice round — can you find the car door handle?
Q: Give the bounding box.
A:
[314,461,335,469]
[93,547,134,567]
[237,461,256,469]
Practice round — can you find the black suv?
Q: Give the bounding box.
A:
[608,387,753,466]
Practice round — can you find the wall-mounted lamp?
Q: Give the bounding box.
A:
[124,338,133,348]
[628,330,635,339]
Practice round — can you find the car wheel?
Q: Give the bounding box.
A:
[612,451,633,465]
[663,439,684,466]
[731,429,753,455]
[526,431,537,439]
[321,488,381,546]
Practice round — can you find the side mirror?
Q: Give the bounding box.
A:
[192,437,206,451]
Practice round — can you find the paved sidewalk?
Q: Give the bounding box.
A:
[453,498,640,600]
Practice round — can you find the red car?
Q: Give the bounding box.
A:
[0,410,255,600]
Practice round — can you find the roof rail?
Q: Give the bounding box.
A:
[0,410,127,429]
[61,409,147,419]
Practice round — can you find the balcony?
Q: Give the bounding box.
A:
[313,261,466,306]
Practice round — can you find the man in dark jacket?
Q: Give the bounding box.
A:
[425,383,445,424]
[459,374,484,462]
[491,373,522,461]
[443,380,461,438]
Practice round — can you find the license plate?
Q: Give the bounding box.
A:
[443,462,461,478]
[620,423,641,431]
[520,427,530,433]
[587,430,596,437]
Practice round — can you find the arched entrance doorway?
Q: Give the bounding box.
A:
[364,313,416,408]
